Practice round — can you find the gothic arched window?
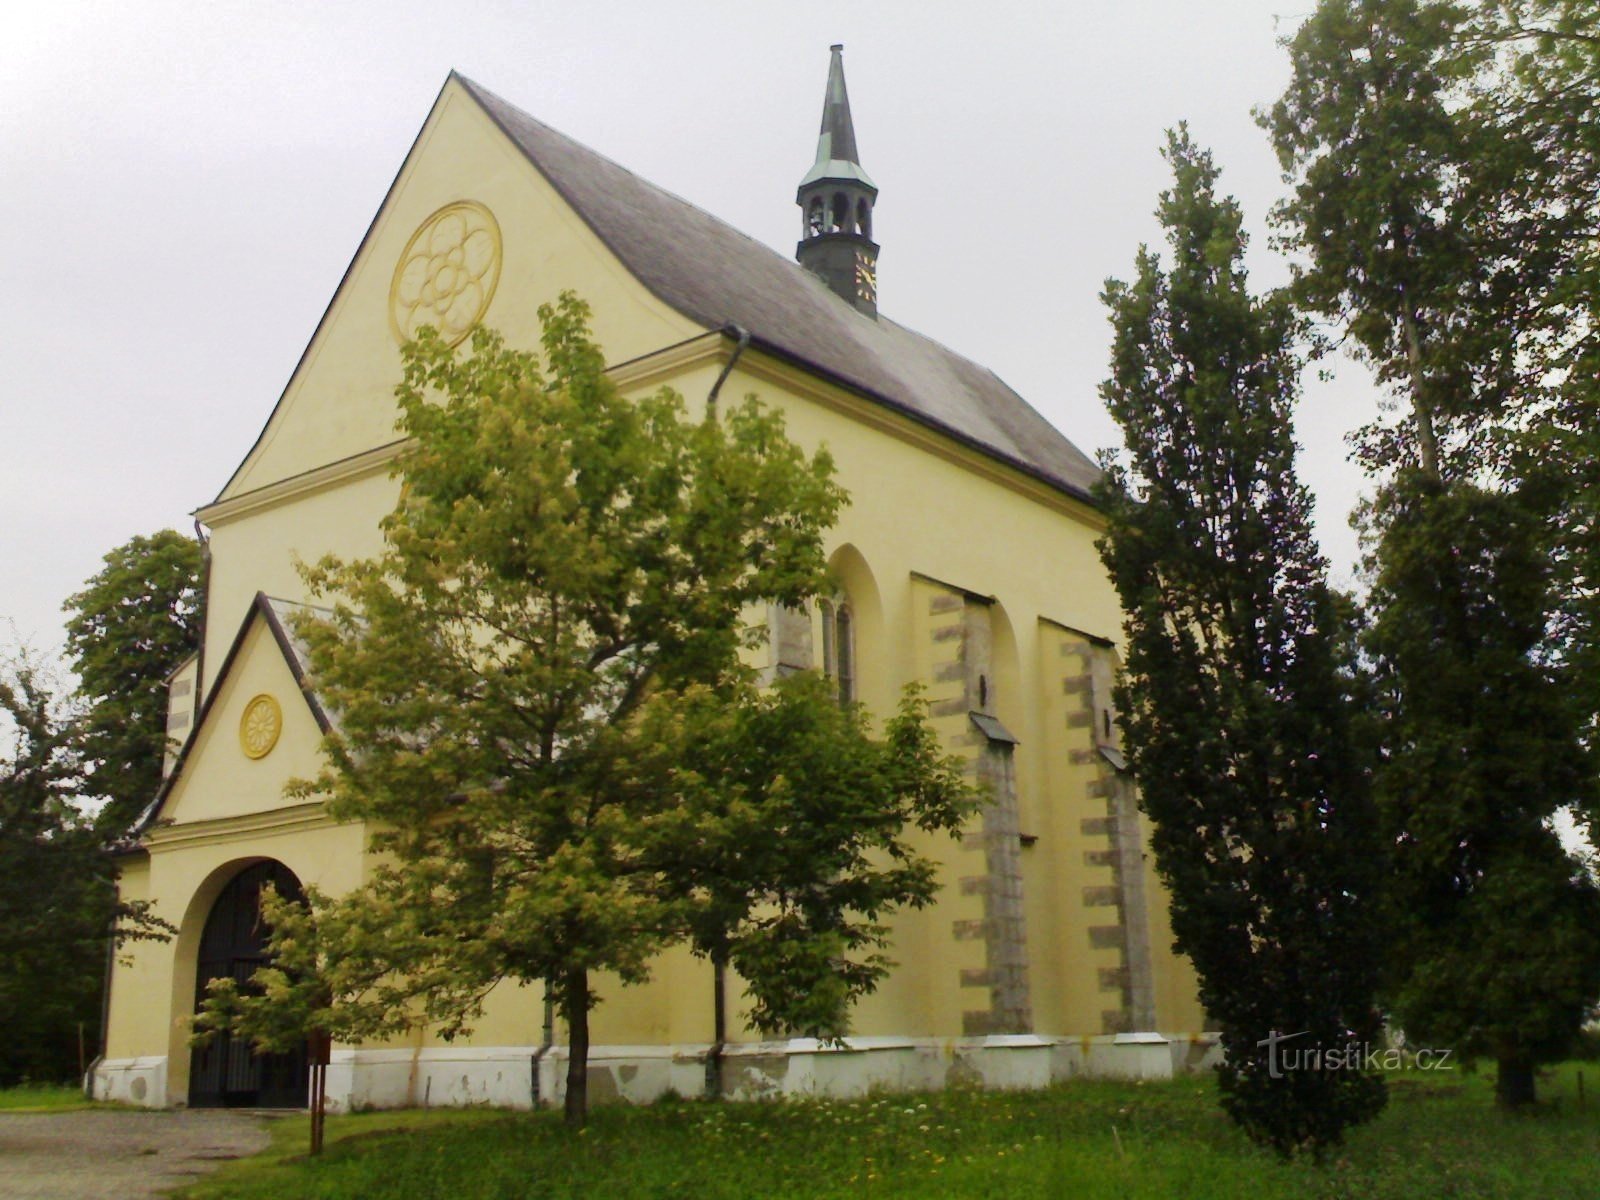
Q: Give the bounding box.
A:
[820,597,855,706]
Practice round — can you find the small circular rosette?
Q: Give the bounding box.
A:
[239,693,284,760]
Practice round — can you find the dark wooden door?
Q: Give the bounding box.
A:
[188,861,308,1108]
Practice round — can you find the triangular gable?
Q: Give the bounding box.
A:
[215,72,701,504]
[133,594,332,834]
[215,71,1100,515]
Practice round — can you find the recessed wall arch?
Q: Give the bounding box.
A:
[985,598,1024,735]
[825,544,886,712]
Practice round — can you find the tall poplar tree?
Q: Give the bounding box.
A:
[1097,131,1385,1155]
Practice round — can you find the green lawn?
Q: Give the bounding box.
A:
[0,1083,96,1112]
[178,1063,1600,1199]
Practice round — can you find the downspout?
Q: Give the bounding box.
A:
[191,519,212,703]
[531,986,555,1108]
[701,323,748,1101]
[705,325,751,420]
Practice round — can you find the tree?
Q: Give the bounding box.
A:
[648,672,975,1042]
[1261,0,1512,479]
[200,294,973,1127]
[63,530,203,837]
[0,647,171,1085]
[1262,1,1600,735]
[1096,130,1386,1155]
[1267,0,1600,1105]
[1466,1,1600,763]
[1363,478,1600,1106]
[200,671,975,1124]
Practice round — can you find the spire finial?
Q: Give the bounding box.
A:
[806,43,867,184]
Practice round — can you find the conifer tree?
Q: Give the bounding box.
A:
[1097,131,1385,1155]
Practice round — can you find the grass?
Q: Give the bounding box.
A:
[0,1082,99,1113]
[174,1061,1599,1199]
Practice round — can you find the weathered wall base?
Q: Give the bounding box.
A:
[93,1033,1220,1110]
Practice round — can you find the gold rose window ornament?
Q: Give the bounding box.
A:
[239,694,284,760]
[389,200,503,347]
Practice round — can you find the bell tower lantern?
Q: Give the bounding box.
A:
[797,44,879,318]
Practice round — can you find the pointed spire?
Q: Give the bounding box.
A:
[796,44,879,317]
[800,44,875,190]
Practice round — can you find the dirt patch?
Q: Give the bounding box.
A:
[0,1109,274,1199]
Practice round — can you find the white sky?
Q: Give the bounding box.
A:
[2,0,1381,657]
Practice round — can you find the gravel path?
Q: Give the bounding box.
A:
[0,1109,274,1199]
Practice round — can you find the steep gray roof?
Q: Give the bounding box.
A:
[458,74,1101,503]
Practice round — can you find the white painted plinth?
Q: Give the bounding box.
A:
[93,1032,1220,1111]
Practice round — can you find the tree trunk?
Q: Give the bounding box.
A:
[563,967,590,1128]
[705,957,727,1100]
[1496,1052,1537,1108]
[1398,300,1442,481]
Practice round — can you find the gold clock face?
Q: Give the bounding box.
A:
[854,253,877,303]
[239,694,284,760]
[389,200,503,347]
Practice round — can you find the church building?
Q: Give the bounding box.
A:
[94,48,1211,1111]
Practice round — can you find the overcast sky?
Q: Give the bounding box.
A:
[3,0,1382,658]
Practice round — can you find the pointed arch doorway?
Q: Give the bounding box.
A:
[188,860,308,1108]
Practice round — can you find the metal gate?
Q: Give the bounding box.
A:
[188,861,308,1108]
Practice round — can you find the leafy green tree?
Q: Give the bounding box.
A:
[199,294,971,1127]
[1263,2,1600,749]
[200,671,974,1120]
[1267,0,1600,1104]
[1467,1,1600,763]
[63,530,203,836]
[648,672,975,1041]
[1263,0,1516,477]
[1096,130,1386,1155]
[0,648,171,1085]
[1363,478,1600,1106]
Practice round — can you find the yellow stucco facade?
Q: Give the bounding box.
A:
[96,71,1208,1112]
